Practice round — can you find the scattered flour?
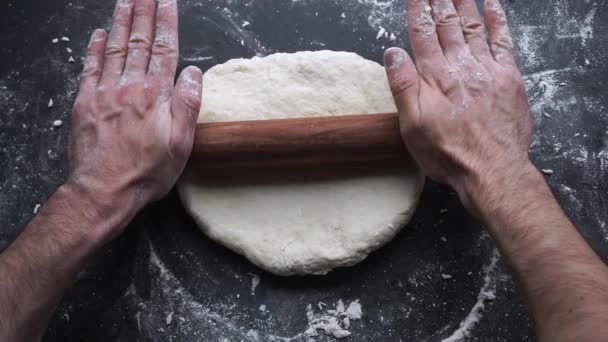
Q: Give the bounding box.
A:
[440,251,499,342]
[249,273,261,295]
[352,0,406,34]
[580,4,598,47]
[304,299,364,339]
[515,25,543,68]
[182,56,214,62]
[552,2,598,47]
[375,26,386,39]
[523,67,574,122]
[140,238,366,341]
[343,300,362,320]
[599,221,608,243]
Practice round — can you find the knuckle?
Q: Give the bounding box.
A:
[494,36,514,51]
[81,64,101,78]
[461,17,486,39]
[105,44,128,58]
[143,79,162,99]
[494,15,509,27]
[180,93,201,114]
[413,13,436,36]
[390,77,417,98]
[95,86,119,107]
[96,85,110,97]
[152,40,177,57]
[118,78,140,96]
[86,46,102,58]
[440,79,461,97]
[466,81,485,97]
[435,10,460,27]
[128,34,153,50]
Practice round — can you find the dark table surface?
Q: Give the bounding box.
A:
[1,0,607,341]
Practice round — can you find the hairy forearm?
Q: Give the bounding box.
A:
[0,183,128,341]
[464,162,608,341]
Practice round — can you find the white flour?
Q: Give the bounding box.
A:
[580,4,598,47]
[139,238,365,341]
[523,67,574,122]
[250,273,261,295]
[355,0,405,32]
[440,251,500,342]
[304,300,364,339]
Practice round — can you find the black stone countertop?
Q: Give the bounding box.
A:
[1,0,607,341]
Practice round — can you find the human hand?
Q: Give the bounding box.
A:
[384,0,533,204]
[67,0,202,234]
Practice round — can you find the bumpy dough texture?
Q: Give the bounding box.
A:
[179,51,424,276]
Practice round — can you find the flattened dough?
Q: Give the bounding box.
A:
[179,51,424,276]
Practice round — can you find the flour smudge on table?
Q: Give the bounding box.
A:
[120,236,366,341]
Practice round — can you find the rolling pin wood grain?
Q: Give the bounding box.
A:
[189,113,407,169]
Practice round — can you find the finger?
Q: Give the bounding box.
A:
[384,48,422,136]
[123,0,156,79]
[170,66,203,158]
[79,29,108,94]
[453,0,492,61]
[483,0,515,65]
[100,0,135,85]
[430,0,469,62]
[147,0,179,95]
[407,0,449,74]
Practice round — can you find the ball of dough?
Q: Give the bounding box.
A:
[179,51,424,276]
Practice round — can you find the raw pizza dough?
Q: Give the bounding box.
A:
[179,51,424,276]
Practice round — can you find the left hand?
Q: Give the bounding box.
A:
[67,0,202,236]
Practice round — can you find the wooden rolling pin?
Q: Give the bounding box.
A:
[189,113,407,169]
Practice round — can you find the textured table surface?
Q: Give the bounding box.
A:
[1,0,607,341]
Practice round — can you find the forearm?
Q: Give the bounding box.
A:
[0,0,198,340]
[0,183,129,342]
[463,162,608,341]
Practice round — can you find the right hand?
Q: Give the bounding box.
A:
[384,0,533,203]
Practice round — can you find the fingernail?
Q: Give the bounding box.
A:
[183,66,202,86]
[89,29,105,46]
[158,0,172,7]
[384,48,407,70]
[186,65,202,77]
[92,29,104,38]
[484,0,501,12]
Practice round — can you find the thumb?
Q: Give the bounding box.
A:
[170,65,203,157]
[383,48,421,136]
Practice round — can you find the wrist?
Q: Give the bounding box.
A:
[58,179,138,245]
[456,160,547,221]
